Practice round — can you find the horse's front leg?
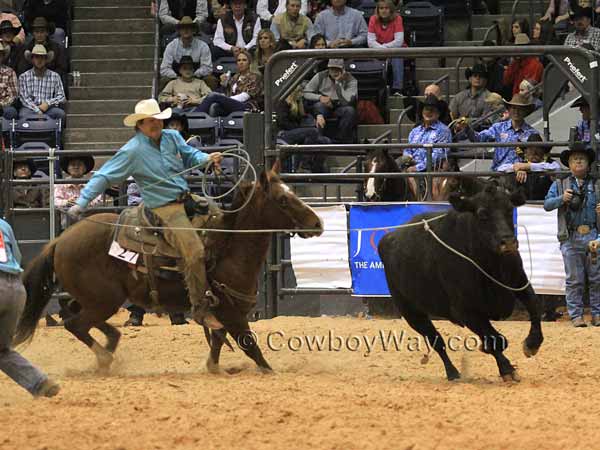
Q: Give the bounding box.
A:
[206,328,227,374]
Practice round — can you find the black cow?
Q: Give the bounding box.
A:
[378,182,543,381]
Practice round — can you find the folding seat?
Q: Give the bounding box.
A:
[185,111,220,145]
[346,59,388,119]
[14,115,61,149]
[219,111,245,142]
[400,1,444,47]
[213,56,237,75]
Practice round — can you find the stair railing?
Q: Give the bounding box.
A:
[151,0,161,99]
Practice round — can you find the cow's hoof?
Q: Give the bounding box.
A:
[258,366,274,375]
[522,341,539,358]
[206,358,225,375]
[501,370,521,382]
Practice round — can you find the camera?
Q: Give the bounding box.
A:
[569,191,586,212]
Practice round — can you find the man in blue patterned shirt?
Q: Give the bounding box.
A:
[18,44,65,120]
[572,95,600,143]
[404,94,452,172]
[462,93,537,171]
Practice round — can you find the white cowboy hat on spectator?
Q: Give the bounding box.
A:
[124,98,172,127]
[24,44,54,64]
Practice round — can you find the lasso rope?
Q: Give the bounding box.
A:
[422,219,531,292]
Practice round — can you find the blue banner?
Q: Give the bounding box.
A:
[349,203,451,296]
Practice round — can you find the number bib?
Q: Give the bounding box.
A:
[108,241,139,264]
[0,232,8,263]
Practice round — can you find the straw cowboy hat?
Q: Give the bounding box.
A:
[176,16,196,29]
[513,33,530,45]
[24,44,54,64]
[60,154,95,175]
[124,98,172,127]
[503,93,534,113]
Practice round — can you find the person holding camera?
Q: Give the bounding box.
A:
[544,143,600,327]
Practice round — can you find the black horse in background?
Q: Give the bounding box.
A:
[363,148,416,201]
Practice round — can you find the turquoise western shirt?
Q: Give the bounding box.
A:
[77,129,210,209]
[0,219,23,275]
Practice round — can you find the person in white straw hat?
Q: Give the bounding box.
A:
[68,98,224,330]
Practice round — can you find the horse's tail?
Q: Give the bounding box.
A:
[14,240,57,346]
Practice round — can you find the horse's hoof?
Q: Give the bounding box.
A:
[523,341,538,358]
[501,370,521,382]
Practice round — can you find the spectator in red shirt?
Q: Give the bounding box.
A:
[367,0,405,94]
[502,33,543,95]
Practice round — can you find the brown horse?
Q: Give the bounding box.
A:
[15,163,323,374]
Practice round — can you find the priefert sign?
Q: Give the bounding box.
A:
[563,56,588,84]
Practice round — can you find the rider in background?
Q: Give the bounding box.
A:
[68,99,224,330]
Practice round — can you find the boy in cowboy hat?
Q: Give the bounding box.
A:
[0,217,60,398]
[13,158,48,208]
[18,44,65,120]
[68,99,224,330]
[544,143,600,327]
[0,41,17,119]
[55,154,102,228]
[462,93,538,171]
[159,55,212,111]
[449,64,492,126]
[404,94,452,172]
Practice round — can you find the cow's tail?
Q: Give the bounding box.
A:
[14,241,57,346]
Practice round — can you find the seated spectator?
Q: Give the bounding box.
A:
[306,33,328,75]
[195,49,262,116]
[0,9,24,44]
[303,58,357,143]
[367,0,405,94]
[0,20,21,69]
[18,44,65,119]
[159,55,212,111]
[462,93,537,171]
[13,158,47,207]
[271,0,314,49]
[449,64,492,124]
[404,94,452,173]
[0,41,18,119]
[277,85,331,172]
[508,17,530,43]
[23,0,68,44]
[160,16,215,89]
[502,33,543,95]
[165,110,202,147]
[55,155,102,227]
[159,0,209,35]
[499,133,560,200]
[258,0,307,23]
[478,40,510,99]
[16,17,66,80]
[313,0,367,48]
[531,18,559,45]
[572,95,600,142]
[518,78,542,110]
[251,29,277,74]
[540,0,570,32]
[403,83,451,125]
[564,6,600,50]
[213,0,261,58]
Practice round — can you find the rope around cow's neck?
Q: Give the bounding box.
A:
[421,219,531,292]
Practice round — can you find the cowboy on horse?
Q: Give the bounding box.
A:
[67,98,224,330]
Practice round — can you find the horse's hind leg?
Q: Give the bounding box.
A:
[96,322,121,353]
[228,323,272,374]
[64,312,119,370]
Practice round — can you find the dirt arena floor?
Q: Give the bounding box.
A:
[2,310,600,450]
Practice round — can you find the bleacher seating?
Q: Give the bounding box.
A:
[213,56,237,75]
[220,111,245,142]
[347,59,388,120]
[400,1,444,47]
[186,112,220,145]
[14,115,62,149]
